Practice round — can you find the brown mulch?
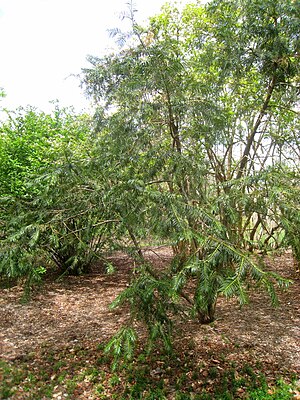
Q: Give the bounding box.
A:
[0,247,299,395]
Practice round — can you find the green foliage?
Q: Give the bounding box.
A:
[109,266,179,355]
[104,327,137,370]
[247,379,296,400]
[274,170,300,269]
[0,105,116,284]
[0,105,86,197]
[80,0,299,358]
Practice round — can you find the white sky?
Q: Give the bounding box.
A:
[0,0,190,115]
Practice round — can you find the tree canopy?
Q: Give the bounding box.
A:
[80,0,300,359]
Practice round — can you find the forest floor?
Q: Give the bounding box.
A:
[0,247,299,399]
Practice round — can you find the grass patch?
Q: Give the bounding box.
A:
[0,346,298,399]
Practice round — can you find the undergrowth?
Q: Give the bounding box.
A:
[0,345,298,399]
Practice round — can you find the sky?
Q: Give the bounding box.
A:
[0,0,190,115]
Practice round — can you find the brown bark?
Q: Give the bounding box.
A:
[236,75,277,179]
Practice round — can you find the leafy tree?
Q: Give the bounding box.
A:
[81,0,299,358]
[0,105,113,287]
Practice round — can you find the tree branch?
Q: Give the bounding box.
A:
[236,74,277,179]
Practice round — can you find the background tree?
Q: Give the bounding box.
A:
[0,105,117,289]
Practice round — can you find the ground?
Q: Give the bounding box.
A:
[0,247,299,399]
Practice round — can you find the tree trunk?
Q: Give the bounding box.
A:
[197,300,217,324]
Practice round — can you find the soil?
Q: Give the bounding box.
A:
[0,247,299,397]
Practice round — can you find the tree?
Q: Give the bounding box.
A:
[81,0,299,359]
[0,105,115,288]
